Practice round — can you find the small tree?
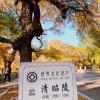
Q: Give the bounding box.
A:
[0,43,16,69]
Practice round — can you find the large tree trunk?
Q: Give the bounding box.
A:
[18,38,32,62]
[13,35,33,62]
[14,0,43,62]
[19,44,32,62]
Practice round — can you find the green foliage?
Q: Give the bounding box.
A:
[87,47,100,65]
[0,7,22,40]
[89,28,100,48]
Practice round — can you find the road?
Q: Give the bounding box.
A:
[77,70,100,100]
[78,81,100,100]
[76,70,100,85]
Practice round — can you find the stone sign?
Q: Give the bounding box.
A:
[19,62,78,100]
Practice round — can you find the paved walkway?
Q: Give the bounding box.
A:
[77,70,100,100]
[76,70,100,85]
[0,85,18,100]
[0,79,18,88]
[78,82,100,100]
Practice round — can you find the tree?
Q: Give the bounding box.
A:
[42,47,62,61]
[0,43,16,70]
[89,29,100,48]
[0,0,99,62]
[0,43,9,67]
[72,0,100,48]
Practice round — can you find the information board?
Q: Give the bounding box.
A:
[19,62,78,100]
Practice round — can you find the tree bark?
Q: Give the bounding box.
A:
[19,45,32,62]
[18,37,32,62]
[14,0,43,62]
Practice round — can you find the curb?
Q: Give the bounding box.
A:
[0,87,11,99]
[0,82,18,88]
[77,78,100,86]
[78,92,94,100]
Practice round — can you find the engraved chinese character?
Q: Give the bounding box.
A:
[46,71,49,76]
[65,71,68,75]
[52,84,59,92]
[61,71,64,76]
[41,83,48,93]
[62,83,69,91]
[29,89,35,96]
[56,71,59,76]
[41,72,44,77]
[51,71,54,76]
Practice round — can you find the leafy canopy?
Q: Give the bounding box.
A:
[0,0,99,46]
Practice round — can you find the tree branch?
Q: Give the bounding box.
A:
[0,37,12,44]
[31,48,42,60]
[36,37,43,48]
[9,50,17,62]
[44,24,57,32]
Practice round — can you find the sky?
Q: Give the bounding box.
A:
[42,20,82,47]
[44,26,81,46]
[32,20,82,48]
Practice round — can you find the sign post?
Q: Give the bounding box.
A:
[19,62,78,100]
